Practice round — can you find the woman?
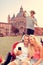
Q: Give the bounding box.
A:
[28,35,43,65]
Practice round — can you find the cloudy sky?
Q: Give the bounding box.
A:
[0,0,43,27]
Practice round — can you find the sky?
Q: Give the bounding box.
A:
[0,0,43,27]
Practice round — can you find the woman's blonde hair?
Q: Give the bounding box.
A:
[29,35,41,46]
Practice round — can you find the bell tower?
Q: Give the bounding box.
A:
[8,14,11,23]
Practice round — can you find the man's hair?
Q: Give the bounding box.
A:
[24,34,29,37]
[30,10,35,14]
[21,34,29,42]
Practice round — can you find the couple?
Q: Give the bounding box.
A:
[8,34,43,65]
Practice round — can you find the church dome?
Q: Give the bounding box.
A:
[16,6,24,17]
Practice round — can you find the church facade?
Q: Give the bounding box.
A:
[0,6,43,36]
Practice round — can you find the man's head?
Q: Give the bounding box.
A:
[24,34,29,46]
[30,10,35,16]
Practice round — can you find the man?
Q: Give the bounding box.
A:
[26,10,37,35]
[8,35,30,65]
